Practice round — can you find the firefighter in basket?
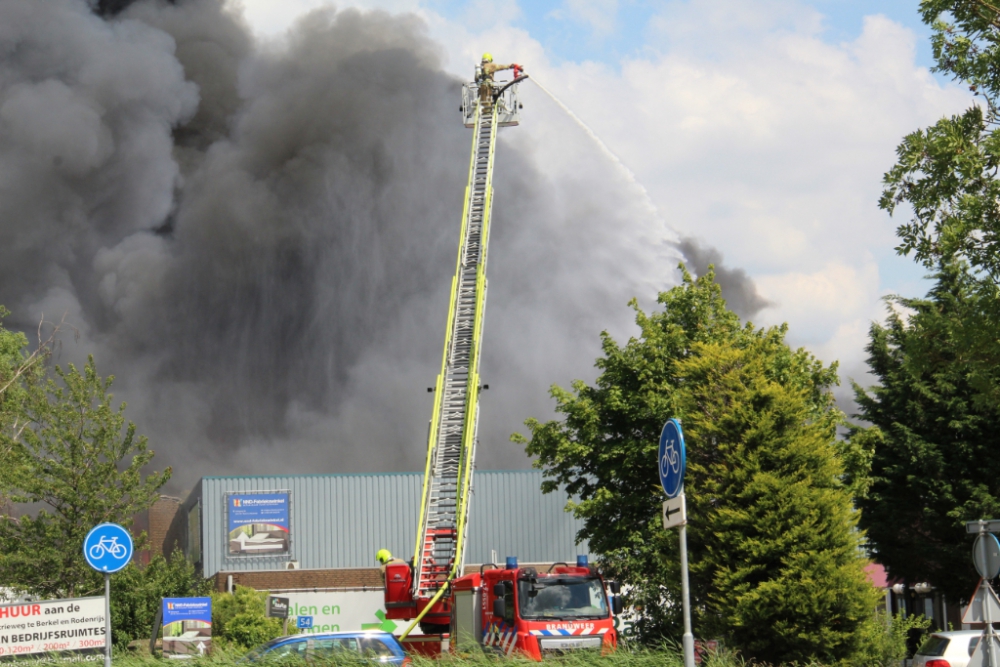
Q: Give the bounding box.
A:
[376,549,408,584]
[477,53,524,106]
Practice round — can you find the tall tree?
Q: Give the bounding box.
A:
[881,0,1000,402]
[851,268,1000,604]
[516,269,877,665]
[0,356,171,598]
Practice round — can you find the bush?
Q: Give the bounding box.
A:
[847,612,930,667]
[212,585,292,649]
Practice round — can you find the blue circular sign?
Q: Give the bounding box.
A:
[658,418,686,499]
[83,523,133,573]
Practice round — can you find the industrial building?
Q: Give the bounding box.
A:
[141,470,590,591]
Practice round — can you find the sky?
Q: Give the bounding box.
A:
[233,0,969,405]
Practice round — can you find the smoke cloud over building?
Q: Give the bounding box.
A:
[0,0,766,488]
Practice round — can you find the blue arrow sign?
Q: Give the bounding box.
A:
[83,523,133,573]
[658,419,686,499]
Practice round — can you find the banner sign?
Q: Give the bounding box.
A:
[0,597,105,659]
[162,598,211,658]
[226,492,290,556]
[283,591,392,634]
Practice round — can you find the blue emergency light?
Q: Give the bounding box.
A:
[506,556,518,569]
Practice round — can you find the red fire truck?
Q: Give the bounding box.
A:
[385,556,622,660]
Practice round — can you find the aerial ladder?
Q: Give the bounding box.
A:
[383,68,527,638]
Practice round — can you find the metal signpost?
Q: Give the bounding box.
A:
[659,418,694,667]
[83,523,133,667]
[965,521,1000,667]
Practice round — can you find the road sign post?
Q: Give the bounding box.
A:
[659,419,694,667]
[966,520,1000,667]
[83,523,133,667]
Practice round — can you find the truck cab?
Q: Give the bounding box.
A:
[450,559,622,661]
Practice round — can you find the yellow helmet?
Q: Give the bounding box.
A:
[376,549,393,565]
[481,52,493,63]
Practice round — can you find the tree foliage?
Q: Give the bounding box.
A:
[515,270,877,665]
[851,268,1000,604]
[0,355,171,598]
[881,0,1000,401]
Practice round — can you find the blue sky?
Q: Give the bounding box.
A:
[424,0,937,72]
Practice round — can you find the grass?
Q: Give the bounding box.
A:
[17,644,748,667]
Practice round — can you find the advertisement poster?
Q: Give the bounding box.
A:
[283,591,392,634]
[162,598,211,658]
[226,493,290,556]
[0,596,105,659]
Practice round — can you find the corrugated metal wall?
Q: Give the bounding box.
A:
[198,470,589,577]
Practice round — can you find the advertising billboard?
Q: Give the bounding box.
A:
[226,492,290,556]
[283,591,391,634]
[0,597,105,659]
[162,598,211,658]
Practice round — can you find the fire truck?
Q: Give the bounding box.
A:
[382,67,623,659]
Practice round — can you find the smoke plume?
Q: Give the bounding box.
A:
[676,237,773,320]
[0,0,762,489]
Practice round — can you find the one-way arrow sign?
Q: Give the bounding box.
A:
[663,494,687,530]
[964,579,1000,624]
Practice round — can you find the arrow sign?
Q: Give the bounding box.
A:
[663,494,687,529]
[964,580,1000,624]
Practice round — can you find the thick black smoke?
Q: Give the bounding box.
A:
[676,237,773,320]
[0,0,759,489]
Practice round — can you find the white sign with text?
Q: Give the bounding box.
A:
[0,597,105,659]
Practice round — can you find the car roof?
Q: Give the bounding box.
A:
[277,632,395,639]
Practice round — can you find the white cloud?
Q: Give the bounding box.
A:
[549,0,619,39]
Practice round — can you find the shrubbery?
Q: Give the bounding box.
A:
[212,585,294,649]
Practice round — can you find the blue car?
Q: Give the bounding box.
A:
[244,631,410,665]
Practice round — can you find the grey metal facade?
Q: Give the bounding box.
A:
[186,470,589,578]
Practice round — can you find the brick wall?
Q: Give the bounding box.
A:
[212,562,561,593]
[133,496,184,566]
[213,568,383,592]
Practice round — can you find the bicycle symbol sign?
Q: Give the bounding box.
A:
[658,419,686,499]
[83,523,133,573]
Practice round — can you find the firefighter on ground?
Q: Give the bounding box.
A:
[477,53,522,106]
[376,549,408,584]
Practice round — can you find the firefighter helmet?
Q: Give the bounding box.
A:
[376,549,393,564]
[481,52,493,63]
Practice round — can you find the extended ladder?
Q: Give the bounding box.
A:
[411,99,500,602]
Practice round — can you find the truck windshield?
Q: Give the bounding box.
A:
[518,577,609,620]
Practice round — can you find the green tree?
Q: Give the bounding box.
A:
[0,356,171,598]
[110,550,212,648]
[851,267,1000,604]
[516,269,877,665]
[881,1,1000,402]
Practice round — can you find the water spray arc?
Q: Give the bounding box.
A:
[530,78,669,233]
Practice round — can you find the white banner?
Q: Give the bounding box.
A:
[0,597,105,659]
[283,591,391,634]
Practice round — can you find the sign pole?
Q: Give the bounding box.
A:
[659,419,694,667]
[678,490,695,667]
[104,573,111,667]
[982,524,996,667]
